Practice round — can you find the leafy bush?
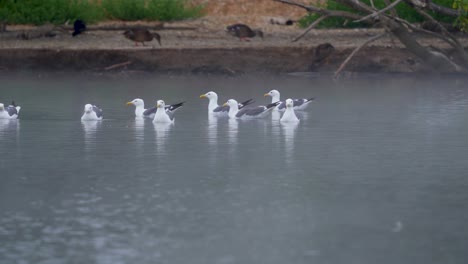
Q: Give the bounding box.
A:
[0,0,202,25]
[298,0,456,28]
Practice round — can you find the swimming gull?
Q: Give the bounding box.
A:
[126,98,184,119]
[153,100,178,123]
[81,104,103,121]
[223,99,280,119]
[0,101,21,119]
[280,99,300,123]
[264,89,314,111]
[200,91,254,114]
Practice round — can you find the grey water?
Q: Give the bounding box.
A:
[1,73,468,264]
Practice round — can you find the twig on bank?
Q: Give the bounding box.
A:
[334,32,387,79]
[105,61,132,71]
[292,15,329,42]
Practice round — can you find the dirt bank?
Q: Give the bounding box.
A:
[1,18,467,74]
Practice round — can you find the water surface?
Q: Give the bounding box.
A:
[1,74,468,264]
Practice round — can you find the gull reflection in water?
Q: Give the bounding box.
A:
[0,119,20,138]
[207,113,218,145]
[227,118,238,146]
[153,122,173,155]
[133,118,145,147]
[81,120,101,153]
[281,121,299,166]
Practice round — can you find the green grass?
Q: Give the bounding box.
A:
[0,0,203,25]
[298,0,456,29]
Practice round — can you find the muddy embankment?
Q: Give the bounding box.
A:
[0,22,465,74]
[0,46,419,74]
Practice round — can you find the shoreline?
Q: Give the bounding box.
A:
[1,26,467,74]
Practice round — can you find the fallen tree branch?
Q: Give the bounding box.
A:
[411,7,468,66]
[292,15,329,42]
[334,32,387,78]
[104,61,132,71]
[383,0,399,17]
[405,0,461,17]
[273,0,363,20]
[354,0,403,22]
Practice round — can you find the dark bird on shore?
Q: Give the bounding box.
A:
[72,19,86,37]
[226,24,263,41]
[123,29,161,46]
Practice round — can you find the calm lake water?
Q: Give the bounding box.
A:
[1,73,468,264]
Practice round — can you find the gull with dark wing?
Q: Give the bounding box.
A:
[81,104,103,121]
[153,100,179,123]
[223,99,280,119]
[126,98,184,119]
[200,91,254,115]
[0,101,21,119]
[264,89,314,111]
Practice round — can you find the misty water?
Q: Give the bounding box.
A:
[1,73,468,264]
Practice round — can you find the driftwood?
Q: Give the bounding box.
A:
[104,61,132,71]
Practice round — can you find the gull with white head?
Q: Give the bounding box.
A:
[153,100,178,123]
[0,101,21,119]
[280,99,300,123]
[81,104,103,121]
[264,89,314,111]
[223,99,280,119]
[126,98,184,119]
[200,91,254,115]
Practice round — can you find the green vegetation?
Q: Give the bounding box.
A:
[298,0,457,29]
[453,0,468,31]
[0,0,203,25]
[102,0,203,21]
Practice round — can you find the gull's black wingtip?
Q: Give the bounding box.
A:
[266,101,281,109]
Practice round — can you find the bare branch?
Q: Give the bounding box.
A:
[383,0,398,17]
[105,61,132,71]
[292,15,329,42]
[334,32,387,78]
[354,0,403,22]
[405,0,461,17]
[273,0,364,20]
[411,7,468,65]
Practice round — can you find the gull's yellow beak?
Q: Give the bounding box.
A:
[126,102,133,106]
[200,94,206,98]
[264,93,270,97]
[156,104,161,108]
[222,102,228,107]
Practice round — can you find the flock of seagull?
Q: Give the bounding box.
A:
[0,89,314,123]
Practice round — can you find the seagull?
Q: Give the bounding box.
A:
[126,98,184,119]
[280,99,300,123]
[199,91,254,115]
[81,104,103,121]
[153,100,178,123]
[264,89,314,111]
[223,99,280,119]
[226,24,263,41]
[0,101,21,119]
[123,28,161,46]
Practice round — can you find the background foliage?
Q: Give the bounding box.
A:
[0,0,203,25]
[298,0,459,28]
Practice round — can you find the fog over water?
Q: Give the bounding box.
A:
[1,73,468,264]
